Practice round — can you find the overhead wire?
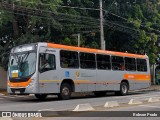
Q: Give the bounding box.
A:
[1,1,160,35]
[3,10,100,27]
[0,2,101,32]
[0,2,99,21]
[2,10,100,34]
[12,0,100,11]
[104,10,160,34]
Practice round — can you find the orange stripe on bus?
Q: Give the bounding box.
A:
[74,80,119,84]
[8,78,32,87]
[124,74,150,81]
[48,43,147,59]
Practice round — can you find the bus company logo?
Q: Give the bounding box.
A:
[45,49,56,53]
[76,71,80,77]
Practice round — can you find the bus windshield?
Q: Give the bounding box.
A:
[9,52,36,78]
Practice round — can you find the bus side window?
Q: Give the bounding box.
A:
[111,56,124,71]
[125,57,136,71]
[61,57,68,68]
[39,53,56,72]
[60,50,79,68]
[97,54,111,70]
[137,59,147,72]
[80,52,96,69]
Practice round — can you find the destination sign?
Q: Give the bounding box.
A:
[13,45,36,53]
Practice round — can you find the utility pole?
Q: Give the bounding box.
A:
[100,0,105,50]
[78,33,80,47]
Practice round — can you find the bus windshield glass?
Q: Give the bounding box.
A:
[9,52,36,78]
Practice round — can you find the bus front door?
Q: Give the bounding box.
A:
[38,48,59,93]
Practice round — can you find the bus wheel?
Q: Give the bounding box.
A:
[58,83,71,100]
[115,82,128,96]
[35,94,47,100]
[94,91,106,97]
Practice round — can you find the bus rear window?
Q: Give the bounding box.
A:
[137,59,147,72]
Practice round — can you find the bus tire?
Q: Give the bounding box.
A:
[35,94,47,100]
[58,83,71,100]
[94,91,106,97]
[115,82,128,96]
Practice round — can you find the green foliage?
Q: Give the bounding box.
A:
[0,0,63,69]
[105,0,159,65]
[133,19,141,29]
[134,5,144,19]
[0,10,13,27]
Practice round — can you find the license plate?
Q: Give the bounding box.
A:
[15,91,20,94]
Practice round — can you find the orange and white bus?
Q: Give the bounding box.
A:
[8,42,150,100]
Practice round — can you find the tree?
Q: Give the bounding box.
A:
[103,0,159,64]
[0,0,62,69]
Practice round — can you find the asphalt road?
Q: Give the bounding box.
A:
[1,90,160,120]
[2,98,160,120]
[0,90,160,111]
[43,102,160,120]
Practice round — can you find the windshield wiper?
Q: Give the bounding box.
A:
[22,52,29,63]
[13,53,18,64]
[13,52,29,70]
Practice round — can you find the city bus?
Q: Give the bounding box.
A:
[8,42,150,100]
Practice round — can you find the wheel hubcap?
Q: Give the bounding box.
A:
[122,85,127,94]
[62,87,69,95]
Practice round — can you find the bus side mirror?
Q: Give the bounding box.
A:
[11,59,14,65]
[45,54,49,61]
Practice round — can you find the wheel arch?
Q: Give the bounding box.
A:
[61,79,75,92]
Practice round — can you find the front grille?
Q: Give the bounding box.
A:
[11,88,25,93]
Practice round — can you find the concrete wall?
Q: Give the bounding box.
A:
[0,67,7,90]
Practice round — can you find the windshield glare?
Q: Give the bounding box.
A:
[9,52,36,78]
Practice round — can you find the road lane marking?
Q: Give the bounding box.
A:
[114,94,160,99]
[1,95,29,99]
[139,105,160,108]
[13,95,29,98]
[0,96,23,99]
[133,95,160,99]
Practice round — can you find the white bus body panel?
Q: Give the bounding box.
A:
[7,42,151,94]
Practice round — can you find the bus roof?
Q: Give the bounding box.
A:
[47,43,147,59]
